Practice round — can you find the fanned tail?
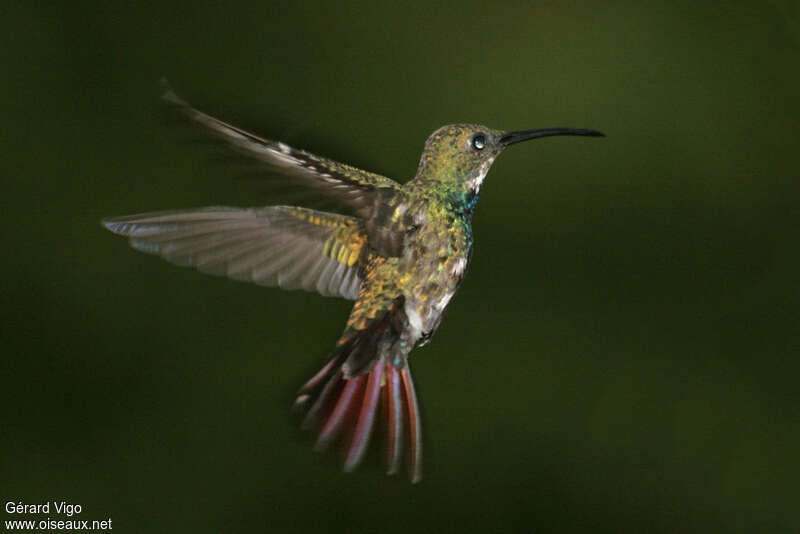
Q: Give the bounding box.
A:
[294,348,423,483]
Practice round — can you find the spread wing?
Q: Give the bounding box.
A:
[102,206,367,300]
[162,86,401,218]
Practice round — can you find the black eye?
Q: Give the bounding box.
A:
[472,134,486,150]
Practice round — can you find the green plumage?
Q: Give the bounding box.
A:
[103,89,603,483]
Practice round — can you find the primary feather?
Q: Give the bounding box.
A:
[103,206,364,299]
[161,87,401,219]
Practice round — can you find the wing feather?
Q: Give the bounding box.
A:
[103,206,366,300]
[162,87,401,218]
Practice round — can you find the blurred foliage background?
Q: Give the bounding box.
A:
[2,1,799,532]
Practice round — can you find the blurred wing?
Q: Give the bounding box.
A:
[162,87,401,218]
[103,206,366,300]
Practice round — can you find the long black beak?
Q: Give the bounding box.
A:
[499,128,605,146]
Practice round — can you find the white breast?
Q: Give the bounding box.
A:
[451,257,468,277]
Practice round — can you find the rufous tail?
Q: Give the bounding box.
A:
[294,348,422,483]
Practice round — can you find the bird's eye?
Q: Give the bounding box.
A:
[472,134,486,150]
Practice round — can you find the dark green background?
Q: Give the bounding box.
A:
[2,2,799,532]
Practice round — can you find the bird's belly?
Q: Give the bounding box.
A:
[400,244,469,343]
[404,287,455,340]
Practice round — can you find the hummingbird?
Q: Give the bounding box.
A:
[103,88,603,483]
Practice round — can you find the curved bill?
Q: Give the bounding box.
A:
[499,128,605,146]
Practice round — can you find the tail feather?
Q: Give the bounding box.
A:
[384,364,404,475]
[298,355,341,393]
[315,374,365,451]
[400,365,423,484]
[344,355,385,472]
[298,368,342,430]
[295,353,422,482]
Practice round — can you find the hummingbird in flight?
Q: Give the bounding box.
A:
[103,88,603,483]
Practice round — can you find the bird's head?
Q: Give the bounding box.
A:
[415,124,603,206]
